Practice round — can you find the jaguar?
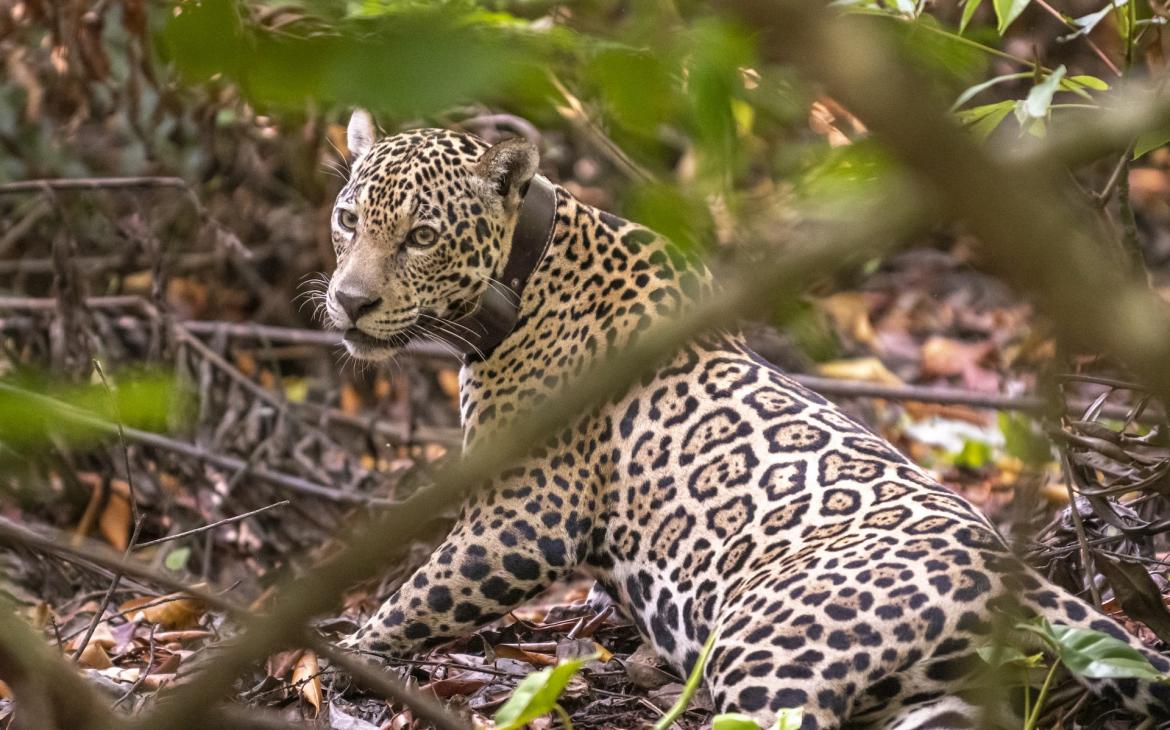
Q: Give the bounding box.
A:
[324,110,1170,728]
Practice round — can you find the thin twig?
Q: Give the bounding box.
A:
[308,636,468,730]
[1031,0,1123,77]
[72,360,145,663]
[111,624,156,710]
[0,176,189,194]
[134,501,291,549]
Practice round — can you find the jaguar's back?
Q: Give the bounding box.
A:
[326,114,1170,728]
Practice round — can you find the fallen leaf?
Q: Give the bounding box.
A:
[437,369,461,399]
[119,593,206,629]
[292,650,322,716]
[816,357,903,386]
[340,383,362,416]
[624,643,677,690]
[79,642,113,669]
[816,293,877,347]
[266,648,303,679]
[920,336,994,379]
[98,489,131,551]
[420,673,490,698]
[493,643,559,667]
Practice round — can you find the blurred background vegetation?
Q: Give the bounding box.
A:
[3,0,1170,726]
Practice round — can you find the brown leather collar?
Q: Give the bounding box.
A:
[436,175,558,362]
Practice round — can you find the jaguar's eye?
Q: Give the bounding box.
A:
[337,209,359,232]
[407,225,439,249]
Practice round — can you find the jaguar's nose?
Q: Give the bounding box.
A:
[335,289,383,324]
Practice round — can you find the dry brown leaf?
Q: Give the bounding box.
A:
[292,650,322,716]
[141,673,176,690]
[816,357,903,386]
[816,292,878,348]
[340,383,362,415]
[72,472,104,545]
[99,490,131,551]
[920,336,994,379]
[808,101,852,148]
[421,674,489,699]
[266,648,303,679]
[79,641,113,669]
[437,369,461,400]
[72,622,116,653]
[493,643,558,667]
[119,593,206,629]
[152,630,213,643]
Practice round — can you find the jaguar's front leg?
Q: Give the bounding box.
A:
[343,470,588,657]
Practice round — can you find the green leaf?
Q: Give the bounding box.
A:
[0,374,176,451]
[653,626,721,730]
[1023,619,1166,681]
[162,0,549,117]
[956,100,1015,140]
[952,72,1029,111]
[992,0,1031,34]
[1023,65,1066,120]
[953,439,993,469]
[775,708,805,730]
[165,547,192,572]
[587,47,677,133]
[998,413,1052,466]
[1134,121,1170,158]
[713,713,762,730]
[1066,74,1109,91]
[959,0,984,33]
[711,708,805,730]
[494,654,594,730]
[976,645,1046,668]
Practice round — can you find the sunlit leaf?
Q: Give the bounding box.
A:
[976,645,1046,668]
[494,654,594,730]
[955,100,1015,140]
[1063,1,1120,41]
[0,374,176,450]
[1023,65,1066,119]
[992,0,1032,34]
[713,713,761,730]
[627,183,713,256]
[952,72,1028,111]
[162,0,550,118]
[1066,74,1109,91]
[960,0,984,32]
[1020,619,1166,681]
[165,547,192,572]
[775,708,805,730]
[587,47,677,133]
[1135,121,1170,158]
[998,413,1051,466]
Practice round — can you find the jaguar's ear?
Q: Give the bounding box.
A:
[347,109,377,159]
[475,138,539,211]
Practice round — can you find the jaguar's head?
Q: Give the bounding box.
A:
[325,111,539,360]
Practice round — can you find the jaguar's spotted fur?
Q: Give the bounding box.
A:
[325,114,1170,729]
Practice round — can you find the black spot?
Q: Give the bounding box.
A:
[480,576,510,600]
[738,686,769,712]
[453,602,481,622]
[503,553,541,580]
[426,586,453,613]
